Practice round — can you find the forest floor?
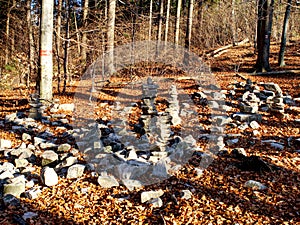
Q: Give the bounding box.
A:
[0,41,300,224]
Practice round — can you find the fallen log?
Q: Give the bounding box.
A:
[250,70,300,76]
[208,38,249,57]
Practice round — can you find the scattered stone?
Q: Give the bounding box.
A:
[25,187,42,199]
[0,139,12,149]
[147,197,163,208]
[59,103,75,112]
[226,138,239,146]
[57,156,78,169]
[41,150,58,166]
[249,121,260,129]
[3,180,26,197]
[42,167,58,186]
[244,180,267,190]
[66,164,85,179]
[14,158,29,168]
[0,170,14,179]
[57,143,71,152]
[122,179,143,191]
[141,189,164,203]
[22,212,38,220]
[181,190,193,200]
[232,113,262,123]
[22,133,31,142]
[34,137,46,146]
[2,194,20,207]
[97,175,119,188]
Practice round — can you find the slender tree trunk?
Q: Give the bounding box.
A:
[74,11,81,55]
[5,0,16,65]
[255,0,271,72]
[175,0,182,46]
[157,0,164,42]
[81,0,89,63]
[26,0,34,87]
[231,0,237,45]
[149,0,153,41]
[107,0,116,74]
[184,0,194,51]
[105,0,108,21]
[56,0,62,93]
[278,0,292,67]
[39,0,54,101]
[165,0,171,43]
[63,0,70,93]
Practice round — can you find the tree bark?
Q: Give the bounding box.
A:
[26,0,34,87]
[81,0,89,63]
[63,0,70,93]
[255,0,273,72]
[148,0,153,41]
[165,0,171,43]
[184,0,194,51]
[157,0,164,42]
[175,0,182,46]
[278,0,292,67]
[56,0,62,93]
[39,0,54,101]
[231,0,237,45]
[107,0,116,74]
[5,0,16,65]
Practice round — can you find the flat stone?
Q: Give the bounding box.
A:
[34,137,46,146]
[4,181,25,197]
[18,149,34,159]
[42,167,58,186]
[22,133,32,142]
[39,142,58,150]
[0,170,15,179]
[57,143,71,152]
[0,162,15,173]
[58,103,75,112]
[22,212,38,220]
[244,180,267,190]
[66,164,85,179]
[181,190,193,200]
[5,113,17,123]
[0,139,12,149]
[147,197,163,208]
[232,113,262,123]
[97,175,119,188]
[122,179,143,191]
[25,187,42,199]
[14,159,29,168]
[249,121,260,129]
[141,189,164,203]
[57,156,78,169]
[262,83,283,96]
[226,138,239,146]
[41,150,58,166]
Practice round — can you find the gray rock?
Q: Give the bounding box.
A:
[0,162,15,173]
[270,142,285,150]
[262,83,283,97]
[22,133,31,142]
[66,164,85,179]
[42,167,58,186]
[226,138,239,146]
[41,150,58,166]
[22,212,38,220]
[232,113,262,123]
[244,180,267,190]
[0,139,12,149]
[14,159,29,168]
[147,197,163,208]
[39,142,58,150]
[122,179,143,191]
[25,187,42,199]
[57,143,71,152]
[3,181,25,197]
[10,148,23,157]
[2,194,20,207]
[58,103,75,111]
[0,170,14,179]
[18,149,34,159]
[97,175,119,188]
[34,137,46,146]
[141,189,164,203]
[249,121,260,129]
[57,156,78,169]
[181,190,193,200]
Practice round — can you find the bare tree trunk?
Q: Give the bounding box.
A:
[278,0,292,67]
[157,0,164,42]
[175,0,182,46]
[56,0,62,93]
[165,0,171,43]
[63,0,70,93]
[5,0,16,65]
[231,0,237,45]
[105,0,108,21]
[39,0,54,101]
[184,0,194,51]
[149,0,153,41]
[26,0,34,87]
[81,0,89,63]
[107,0,116,74]
[74,11,81,55]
